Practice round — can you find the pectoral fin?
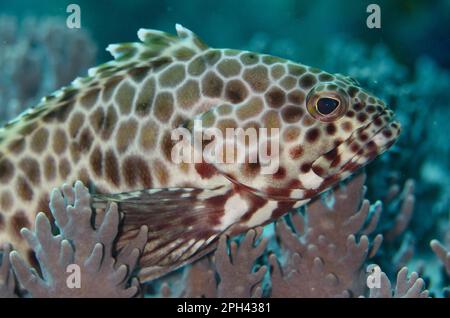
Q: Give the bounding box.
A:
[92,186,233,281]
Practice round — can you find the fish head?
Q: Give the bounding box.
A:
[191,65,400,201]
[299,74,401,194]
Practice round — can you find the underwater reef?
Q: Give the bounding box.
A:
[0,16,96,124]
[0,15,449,298]
[0,175,434,298]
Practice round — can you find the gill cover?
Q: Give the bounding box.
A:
[184,103,313,201]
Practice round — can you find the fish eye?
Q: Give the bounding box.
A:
[306,89,349,122]
[316,97,340,115]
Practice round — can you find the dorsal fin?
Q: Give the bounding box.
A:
[90,23,208,78]
[0,25,208,144]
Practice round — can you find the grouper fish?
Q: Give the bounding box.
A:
[0,25,400,281]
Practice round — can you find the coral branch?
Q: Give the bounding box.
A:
[384,180,415,242]
[369,267,428,298]
[270,173,382,297]
[182,257,217,298]
[9,181,147,298]
[0,245,17,298]
[430,240,450,277]
[215,228,267,298]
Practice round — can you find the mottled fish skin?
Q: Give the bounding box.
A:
[0,25,400,281]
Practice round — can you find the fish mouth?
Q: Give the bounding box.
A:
[311,109,401,180]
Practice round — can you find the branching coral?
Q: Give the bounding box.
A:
[430,240,450,277]
[0,16,444,297]
[383,180,415,242]
[177,229,268,298]
[215,228,267,298]
[430,239,450,297]
[0,176,429,298]
[375,180,417,275]
[246,30,449,296]
[9,181,147,298]
[181,257,217,298]
[321,39,450,258]
[269,173,381,298]
[0,245,17,298]
[369,267,428,298]
[148,173,429,298]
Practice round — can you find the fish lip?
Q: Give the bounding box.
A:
[367,117,401,152]
[339,109,397,150]
[347,109,400,151]
[364,110,401,147]
[310,109,400,179]
[337,111,401,170]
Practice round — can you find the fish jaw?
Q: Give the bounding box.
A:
[311,108,401,180]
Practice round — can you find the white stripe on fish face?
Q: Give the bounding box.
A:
[244,200,278,228]
[299,170,324,189]
[216,193,249,231]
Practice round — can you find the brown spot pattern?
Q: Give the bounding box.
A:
[18,158,40,185]
[104,150,120,187]
[139,120,159,151]
[30,127,49,153]
[263,111,280,129]
[44,155,56,181]
[289,145,304,159]
[122,156,153,188]
[8,138,25,154]
[154,92,174,122]
[299,74,317,88]
[52,129,68,154]
[0,190,12,211]
[0,159,14,183]
[116,119,138,153]
[188,56,206,76]
[153,160,169,185]
[202,72,223,97]
[58,157,71,179]
[243,66,269,92]
[217,59,242,77]
[90,107,105,132]
[102,76,123,102]
[265,86,286,108]
[281,106,304,123]
[101,106,117,140]
[69,112,85,138]
[80,88,100,109]
[16,176,33,201]
[159,64,185,87]
[135,78,155,115]
[11,210,30,238]
[288,90,305,104]
[115,81,135,115]
[306,127,320,143]
[236,97,263,120]
[177,80,200,109]
[225,80,248,103]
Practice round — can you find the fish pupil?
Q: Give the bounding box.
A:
[317,97,339,115]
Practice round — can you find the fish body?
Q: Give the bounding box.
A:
[0,25,400,280]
